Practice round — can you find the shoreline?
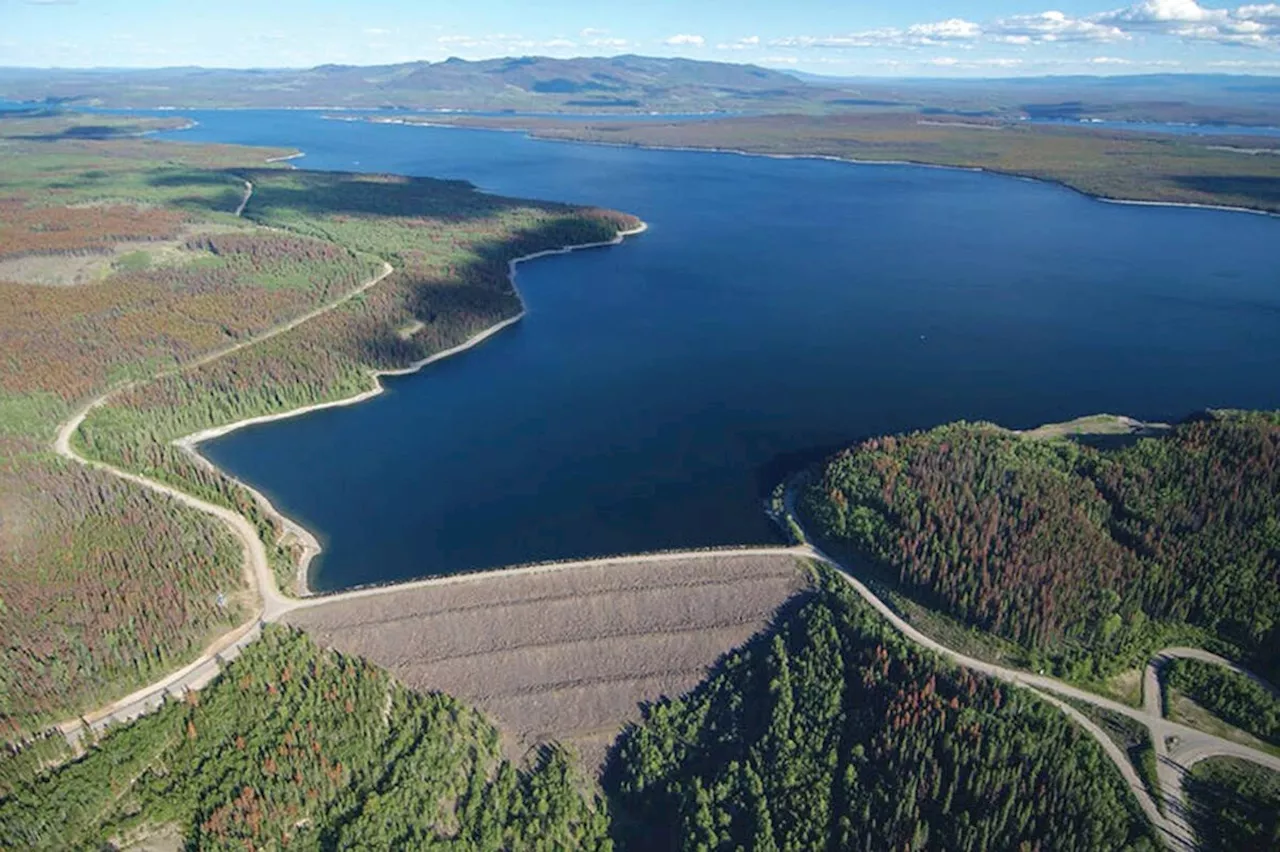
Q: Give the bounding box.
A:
[372,116,1280,219]
[175,220,648,596]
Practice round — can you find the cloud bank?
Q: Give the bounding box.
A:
[773,1,1280,52]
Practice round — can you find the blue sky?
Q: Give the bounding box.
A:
[3,0,1279,75]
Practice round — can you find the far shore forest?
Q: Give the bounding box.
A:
[0,109,1277,850]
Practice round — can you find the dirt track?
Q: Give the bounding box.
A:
[285,553,810,771]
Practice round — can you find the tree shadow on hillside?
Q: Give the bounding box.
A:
[150,167,562,222]
[311,214,630,376]
[1170,175,1280,206]
[598,588,816,852]
[755,438,872,504]
[11,124,146,141]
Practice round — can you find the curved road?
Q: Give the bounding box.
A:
[51,176,390,736]
[1144,646,1280,719]
[48,192,639,740]
[52,257,393,613]
[40,184,1278,849]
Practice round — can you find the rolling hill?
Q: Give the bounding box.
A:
[0,55,812,112]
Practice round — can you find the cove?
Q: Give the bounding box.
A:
[159,112,1280,592]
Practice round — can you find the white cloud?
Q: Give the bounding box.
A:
[664,34,705,46]
[1098,0,1223,24]
[774,1,1280,54]
[579,28,609,38]
[717,35,761,50]
[1090,55,1135,63]
[909,18,984,40]
[1096,0,1280,47]
[1237,3,1280,22]
[587,37,629,48]
[543,38,577,49]
[989,11,1129,43]
[772,19,983,50]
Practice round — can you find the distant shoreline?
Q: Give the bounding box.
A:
[175,221,648,596]
[356,115,1280,220]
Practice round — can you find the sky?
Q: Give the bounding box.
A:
[3,0,1280,76]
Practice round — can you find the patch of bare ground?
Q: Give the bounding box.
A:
[1016,413,1171,442]
[1107,667,1144,708]
[0,224,239,287]
[110,822,183,852]
[397,319,426,339]
[285,553,811,773]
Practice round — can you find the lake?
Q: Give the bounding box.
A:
[158,112,1280,592]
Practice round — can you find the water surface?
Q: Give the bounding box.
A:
[157,113,1280,591]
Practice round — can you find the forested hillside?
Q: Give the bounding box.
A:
[75,168,636,596]
[0,112,638,737]
[608,567,1155,851]
[798,411,1280,683]
[0,115,308,736]
[3,575,1165,850]
[0,628,611,850]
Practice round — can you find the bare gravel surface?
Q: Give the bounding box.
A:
[286,553,810,771]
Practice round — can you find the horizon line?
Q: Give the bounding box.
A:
[0,54,1278,80]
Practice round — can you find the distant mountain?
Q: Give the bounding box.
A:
[3,57,1278,124]
[0,55,813,112]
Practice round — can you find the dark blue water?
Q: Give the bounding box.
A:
[156,112,1280,591]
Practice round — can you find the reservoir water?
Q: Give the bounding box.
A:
[159,112,1280,591]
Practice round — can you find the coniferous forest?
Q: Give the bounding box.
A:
[607,567,1157,852]
[0,628,612,851]
[4,113,1278,852]
[1,570,1164,851]
[799,411,1280,684]
[1184,757,1280,852]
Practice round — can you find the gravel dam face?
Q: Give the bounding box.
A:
[164,111,1280,591]
[285,553,811,772]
